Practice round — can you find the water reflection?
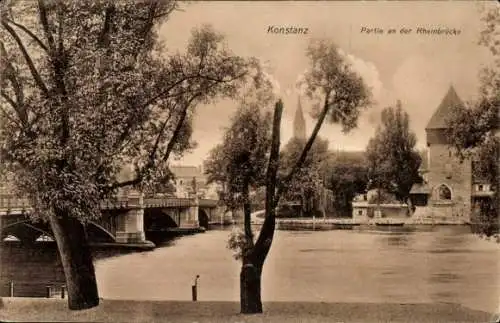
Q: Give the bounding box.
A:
[429,272,461,283]
[384,234,411,247]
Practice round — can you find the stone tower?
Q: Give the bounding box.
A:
[293,96,306,140]
[425,85,471,220]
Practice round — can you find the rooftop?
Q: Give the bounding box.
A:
[425,85,464,130]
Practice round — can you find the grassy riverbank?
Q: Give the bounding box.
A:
[0,298,495,322]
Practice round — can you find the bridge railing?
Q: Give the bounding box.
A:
[100,195,139,209]
[0,194,31,210]
[198,199,219,207]
[144,197,194,208]
[0,193,219,211]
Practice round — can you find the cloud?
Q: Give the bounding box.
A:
[343,53,383,101]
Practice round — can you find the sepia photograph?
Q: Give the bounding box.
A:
[0,1,499,322]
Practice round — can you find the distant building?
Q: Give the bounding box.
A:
[351,189,409,223]
[169,165,219,199]
[409,86,496,222]
[293,96,306,140]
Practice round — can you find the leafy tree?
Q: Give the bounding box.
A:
[324,151,368,217]
[365,101,422,202]
[446,5,499,236]
[205,39,371,314]
[0,1,249,310]
[279,136,329,217]
[142,165,177,197]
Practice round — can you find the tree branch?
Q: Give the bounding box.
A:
[275,95,331,205]
[0,99,23,128]
[1,20,50,97]
[242,180,254,248]
[0,91,16,109]
[0,42,27,123]
[5,18,49,52]
[98,4,116,48]
[37,0,57,53]
[252,99,283,266]
[51,4,70,145]
[109,93,199,190]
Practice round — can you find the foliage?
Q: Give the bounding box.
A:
[445,5,499,237]
[204,74,275,209]
[205,38,373,314]
[367,189,399,205]
[249,186,266,210]
[0,1,250,222]
[279,136,329,216]
[448,101,499,236]
[365,101,422,202]
[323,151,368,216]
[142,164,176,197]
[298,39,372,134]
[227,227,248,260]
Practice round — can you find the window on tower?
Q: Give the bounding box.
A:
[437,184,452,200]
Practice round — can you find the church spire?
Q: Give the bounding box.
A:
[293,96,306,140]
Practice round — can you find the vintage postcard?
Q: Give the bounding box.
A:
[0,1,499,322]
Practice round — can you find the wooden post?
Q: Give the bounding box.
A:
[46,285,51,298]
[61,285,66,299]
[9,281,14,297]
[192,275,199,302]
[191,285,197,302]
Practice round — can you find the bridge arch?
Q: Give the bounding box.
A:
[144,208,179,231]
[1,220,54,243]
[1,219,117,243]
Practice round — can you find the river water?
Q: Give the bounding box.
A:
[94,226,499,313]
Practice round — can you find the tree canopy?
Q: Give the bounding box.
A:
[365,101,422,202]
[323,151,368,216]
[0,1,250,221]
[0,0,252,310]
[206,39,373,314]
[446,5,499,236]
[279,136,329,216]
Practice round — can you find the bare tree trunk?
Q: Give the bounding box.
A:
[239,100,283,314]
[240,260,262,313]
[239,97,332,314]
[49,210,99,310]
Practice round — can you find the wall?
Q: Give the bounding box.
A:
[380,206,409,218]
[0,242,65,297]
[426,141,471,220]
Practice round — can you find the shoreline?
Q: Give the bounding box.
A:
[0,298,496,323]
[250,217,475,230]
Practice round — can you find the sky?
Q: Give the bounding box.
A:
[157,1,497,167]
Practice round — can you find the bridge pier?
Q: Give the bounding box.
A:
[179,197,199,228]
[115,193,154,248]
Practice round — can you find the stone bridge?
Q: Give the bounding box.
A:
[0,193,225,248]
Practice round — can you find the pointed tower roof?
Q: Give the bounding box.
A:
[293,96,306,139]
[425,85,464,130]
